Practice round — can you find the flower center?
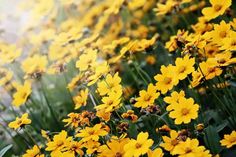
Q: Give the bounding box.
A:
[229,137,236,143]
[164,77,172,84]
[231,40,236,46]
[57,140,64,147]
[107,100,114,105]
[219,31,227,38]
[115,152,122,157]
[178,66,186,73]
[185,147,192,153]
[144,94,152,101]
[171,139,179,146]
[88,130,95,135]
[17,120,22,125]
[181,108,189,115]
[135,143,142,149]
[214,4,222,11]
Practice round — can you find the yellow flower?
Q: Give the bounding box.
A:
[76,49,97,72]
[190,71,203,88]
[154,1,177,16]
[0,43,21,65]
[164,90,185,111]
[83,140,101,155]
[67,74,83,91]
[99,137,129,157]
[220,130,236,148]
[175,55,195,80]
[75,123,108,142]
[63,112,81,128]
[169,97,199,124]
[199,60,222,80]
[73,88,89,109]
[124,132,154,157]
[8,113,31,130]
[172,138,210,157]
[202,0,232,20]
[160,130,179,154]
[134,83,160,108]
[45,130,72,157]
[23,145,44,157]
[155,65,179,94]
[95,91,122,113]
[87,62,110,86]
[147,148,164,157]
[205,21,231,46]
[0,68,13,86]
[97,72,122,96]
[21,55,48,77]
[221,31,236,51]
[12,81,32,107]
[207,51,236,67]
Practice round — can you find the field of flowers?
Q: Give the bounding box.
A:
[0,0,236,156]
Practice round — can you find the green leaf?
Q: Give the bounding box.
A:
[0,144,12,157]
[203,126,222,154]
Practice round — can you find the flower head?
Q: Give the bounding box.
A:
[220,130,236,148]
[8,113,31,130]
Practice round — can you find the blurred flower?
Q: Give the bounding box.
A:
[202,0,232,20]
[12,81,32,107]
[23,145,44,157]
[8,113,31,130]
[220,130,236,148]
[73,88,89,110]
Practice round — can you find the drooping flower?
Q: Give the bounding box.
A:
[12,81,32,107]
[124,132,154,157]
[8,113,31,130]
[220,130,236,148]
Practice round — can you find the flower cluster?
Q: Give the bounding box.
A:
[0,0,236,156]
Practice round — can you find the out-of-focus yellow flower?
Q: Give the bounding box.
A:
[220,130,236,148]
[12,81,32,107]
[21,55,48,77]
[8,113,31,130]
[23,145,44,157]
[202,0,232,20]
[73,88,89,110]
[0,68,13,86]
